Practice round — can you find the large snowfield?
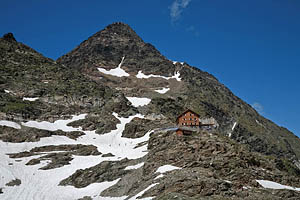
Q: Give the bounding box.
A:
[0,112,155,200]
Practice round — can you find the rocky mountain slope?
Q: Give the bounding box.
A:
[1,22,300,199]
[57,22,300,163]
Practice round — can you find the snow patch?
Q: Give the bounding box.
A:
[173,61,184,65]
[243,186,250,190]
[154,174,164,180]
[255,119,265,128]
[224,180,232,184]
[156,165,181,174]
[126,97,151,107]
[22,114,87,132]
[256,180,300,191]
[232,122,237,131]
[22,97,39,101]
[129,183,158,200]
[125,162,144,170]
[97,56,129,77]
[228,122,237,138]
[136,71,181,81]
[0,120,21,129]
[154,87,170,94]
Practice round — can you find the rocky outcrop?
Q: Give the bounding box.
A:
[5,179,21,187]
[123,117,172,138]
[60,158,136,188]
[0,126,84,142]
[131,130,300,199]
[3,33,16,43]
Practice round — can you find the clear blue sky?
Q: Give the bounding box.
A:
[1,0,299,136]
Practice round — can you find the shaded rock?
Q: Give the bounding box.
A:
[102,153,114,157]
[77,196,92,200]
[3,33,16,42]
[123,118,166,138]
[0,126,84,143]
[59,159,131,188]
[5,179,21,187]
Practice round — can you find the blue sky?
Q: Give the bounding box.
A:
[1,0,299,136]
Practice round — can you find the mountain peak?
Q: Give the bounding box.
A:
[57,22,174,76]
[95,22,142,42]
[2,32,16,42]
[105,22,133,31]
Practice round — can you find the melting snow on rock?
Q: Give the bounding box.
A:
[154,164,181,180]
[154,88,170,94]
[0,112,154,200]
[172,61,184,65]
[22,97,39,101]
[256,180,300,191]
[124,162,145,170]
[128,183,158,200]
[21,114,86,132]
[126,97,151,107]
[228,122,237,138]
[97,56,129,77]
[136,71,181,81]
[0,120,21,129]
[156,165,181,174]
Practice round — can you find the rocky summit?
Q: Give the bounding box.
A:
[1,22,300,200]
